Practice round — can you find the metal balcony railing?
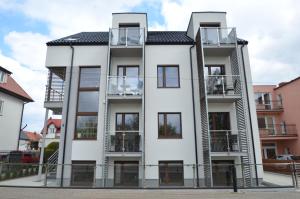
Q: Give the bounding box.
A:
[110,28,144,46]
[107,76,143,96]
[256,100,283,111]
[210,130,241,152]
[259,124,297,138]
[205,75,241,96]
[108,131,141,152]
[45,71,64,102]
[200,27,236,45]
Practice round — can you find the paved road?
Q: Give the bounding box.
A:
[0,188,299,199]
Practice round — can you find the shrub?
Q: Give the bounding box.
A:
[43,142,59,163]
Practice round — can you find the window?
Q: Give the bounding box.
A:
[158,113,182,138]
[157,66,180,88]
[205,65,225,76]
[209,112,230,130]
[159,161,183,186]
[0,100,3,115]
[75,67,100,139]
[71,161,95,186]
[0,71,6,83]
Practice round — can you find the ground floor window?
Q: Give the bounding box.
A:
[114,161,139,187]
[71,161,95,186]
[212,160,234,187]
[159,161,183,186]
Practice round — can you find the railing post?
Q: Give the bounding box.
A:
[226,131,230,152]
[123,76,126,95]
[44,164,48,187]
[193,164,196,188]
[232,164,238,192]
[122,132,125,152]
[221,76,225,95]
[217,28,220,46]
[125,28,128,46]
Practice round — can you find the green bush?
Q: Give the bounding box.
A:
[43,142,59,163]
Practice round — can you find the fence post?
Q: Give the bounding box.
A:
[193,164,196,188]
[44,164,48,187]
[232,165,238,192]
[292,162,298,189]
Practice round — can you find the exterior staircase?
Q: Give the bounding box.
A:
[46,149,59,179]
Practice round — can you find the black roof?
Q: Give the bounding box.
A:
[47,31,247,46]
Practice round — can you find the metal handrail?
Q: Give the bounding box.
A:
[205,75,241,96]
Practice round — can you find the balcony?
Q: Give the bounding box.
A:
[210,130,247,156]
[256,100,283,113]
[200,27,236,56]
[259,124,298,140]
[106,131,142,157]
[107,76,143,100]
[44,68,65,114]
[205,75,241,102]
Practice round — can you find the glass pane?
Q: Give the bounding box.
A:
[159,162,183,186]
[166,114,181,136]
[210,66,224,75]
[125,67,139,77]
[124,114,139,130]
[165,67,179,87]
[158,114,164,137]
[78,91,99,112]
[79,68,100,88]
[257,118,266,128]
[209,112,230,130]
[71,163,95,186]
[116,114,123,131]
[157,67,164,87]
[76,116,98,139]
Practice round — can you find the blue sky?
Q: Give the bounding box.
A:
[0,0,300,132]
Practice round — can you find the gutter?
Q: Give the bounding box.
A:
[60,45,74,187]
[240,44,259,186]
[189,44,199,186]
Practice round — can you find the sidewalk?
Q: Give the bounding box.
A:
[263,172,294,186]
[0,188,299,199]
[0,175,44,187]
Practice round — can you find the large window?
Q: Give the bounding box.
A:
[158,113,182,138]
[159,161,183,186]
[0,100,3,116]
[75,67,100,140]
[71,161,95,186]
[157,66,180,88]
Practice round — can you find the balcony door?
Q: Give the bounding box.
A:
[209,112,232,152]
[118,24,140,45]
[114,161,139,187]
[205,65,225,94]
[117,66,140,95]
[115,113,139,152]
[255,92,272,110]
[257,116,275,135]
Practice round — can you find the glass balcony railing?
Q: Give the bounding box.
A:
[108,131,141,152]
[259,124,297,138]
[210,130,241,153]
[205,75,241,96]
[107,76,143,96]
[110,28,144,46]
[255,100,283,111]
[200,27,236,45]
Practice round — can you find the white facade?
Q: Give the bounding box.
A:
[0,91,24,151]
[44,12,262,187]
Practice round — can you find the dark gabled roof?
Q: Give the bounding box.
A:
[0,66,12,74]
[146,31,194,45]
[46,32,109,46]
[46,31,247,46]
[47,31,194,46]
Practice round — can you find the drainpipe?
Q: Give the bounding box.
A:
[17,102,26,150]
[60,45,74,186]
[240,44,259,186]
[189,44,199,187]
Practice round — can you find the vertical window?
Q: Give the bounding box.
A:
[0,71,6,83]
[75,67,100,139]
[71,161,95,186]
[159,161,183,186]
[158,113,182,138]
[157,66,180,88]
[0,100,3,115]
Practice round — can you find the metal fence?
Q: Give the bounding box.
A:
[0,162,299,189]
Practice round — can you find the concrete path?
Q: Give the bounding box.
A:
[0,175,44,186]
[263,172,294,186]
[0,188,299,199]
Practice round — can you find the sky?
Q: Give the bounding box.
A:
[0,0,300,131]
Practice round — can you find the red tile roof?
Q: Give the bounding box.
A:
[23,131,42,142]
[0,74,33,102]
[47,118,61,129]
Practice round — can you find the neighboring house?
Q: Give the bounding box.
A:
[0,66,33,151]
[42,117,61,147]
[19,131,42,151]
[254,77,300,159]
[43,12,262,187]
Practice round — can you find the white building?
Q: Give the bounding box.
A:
[0,66,33,151]
[44,12,262,187]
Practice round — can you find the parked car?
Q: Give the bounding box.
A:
[276,154,300,161]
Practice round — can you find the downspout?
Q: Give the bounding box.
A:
[189,44,199,187]
[240,44,259,186]
[60,45,74,186]
[17,102,26,150]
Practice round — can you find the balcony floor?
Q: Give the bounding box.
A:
[105,151,142,157]
[207,95,241,103]
[210,151,248,157]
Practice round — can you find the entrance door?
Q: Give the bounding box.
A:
[114,161,139,187]
[212,160,234,187]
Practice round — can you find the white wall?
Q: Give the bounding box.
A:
[144,45,196,179]
[0,92,23,151]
